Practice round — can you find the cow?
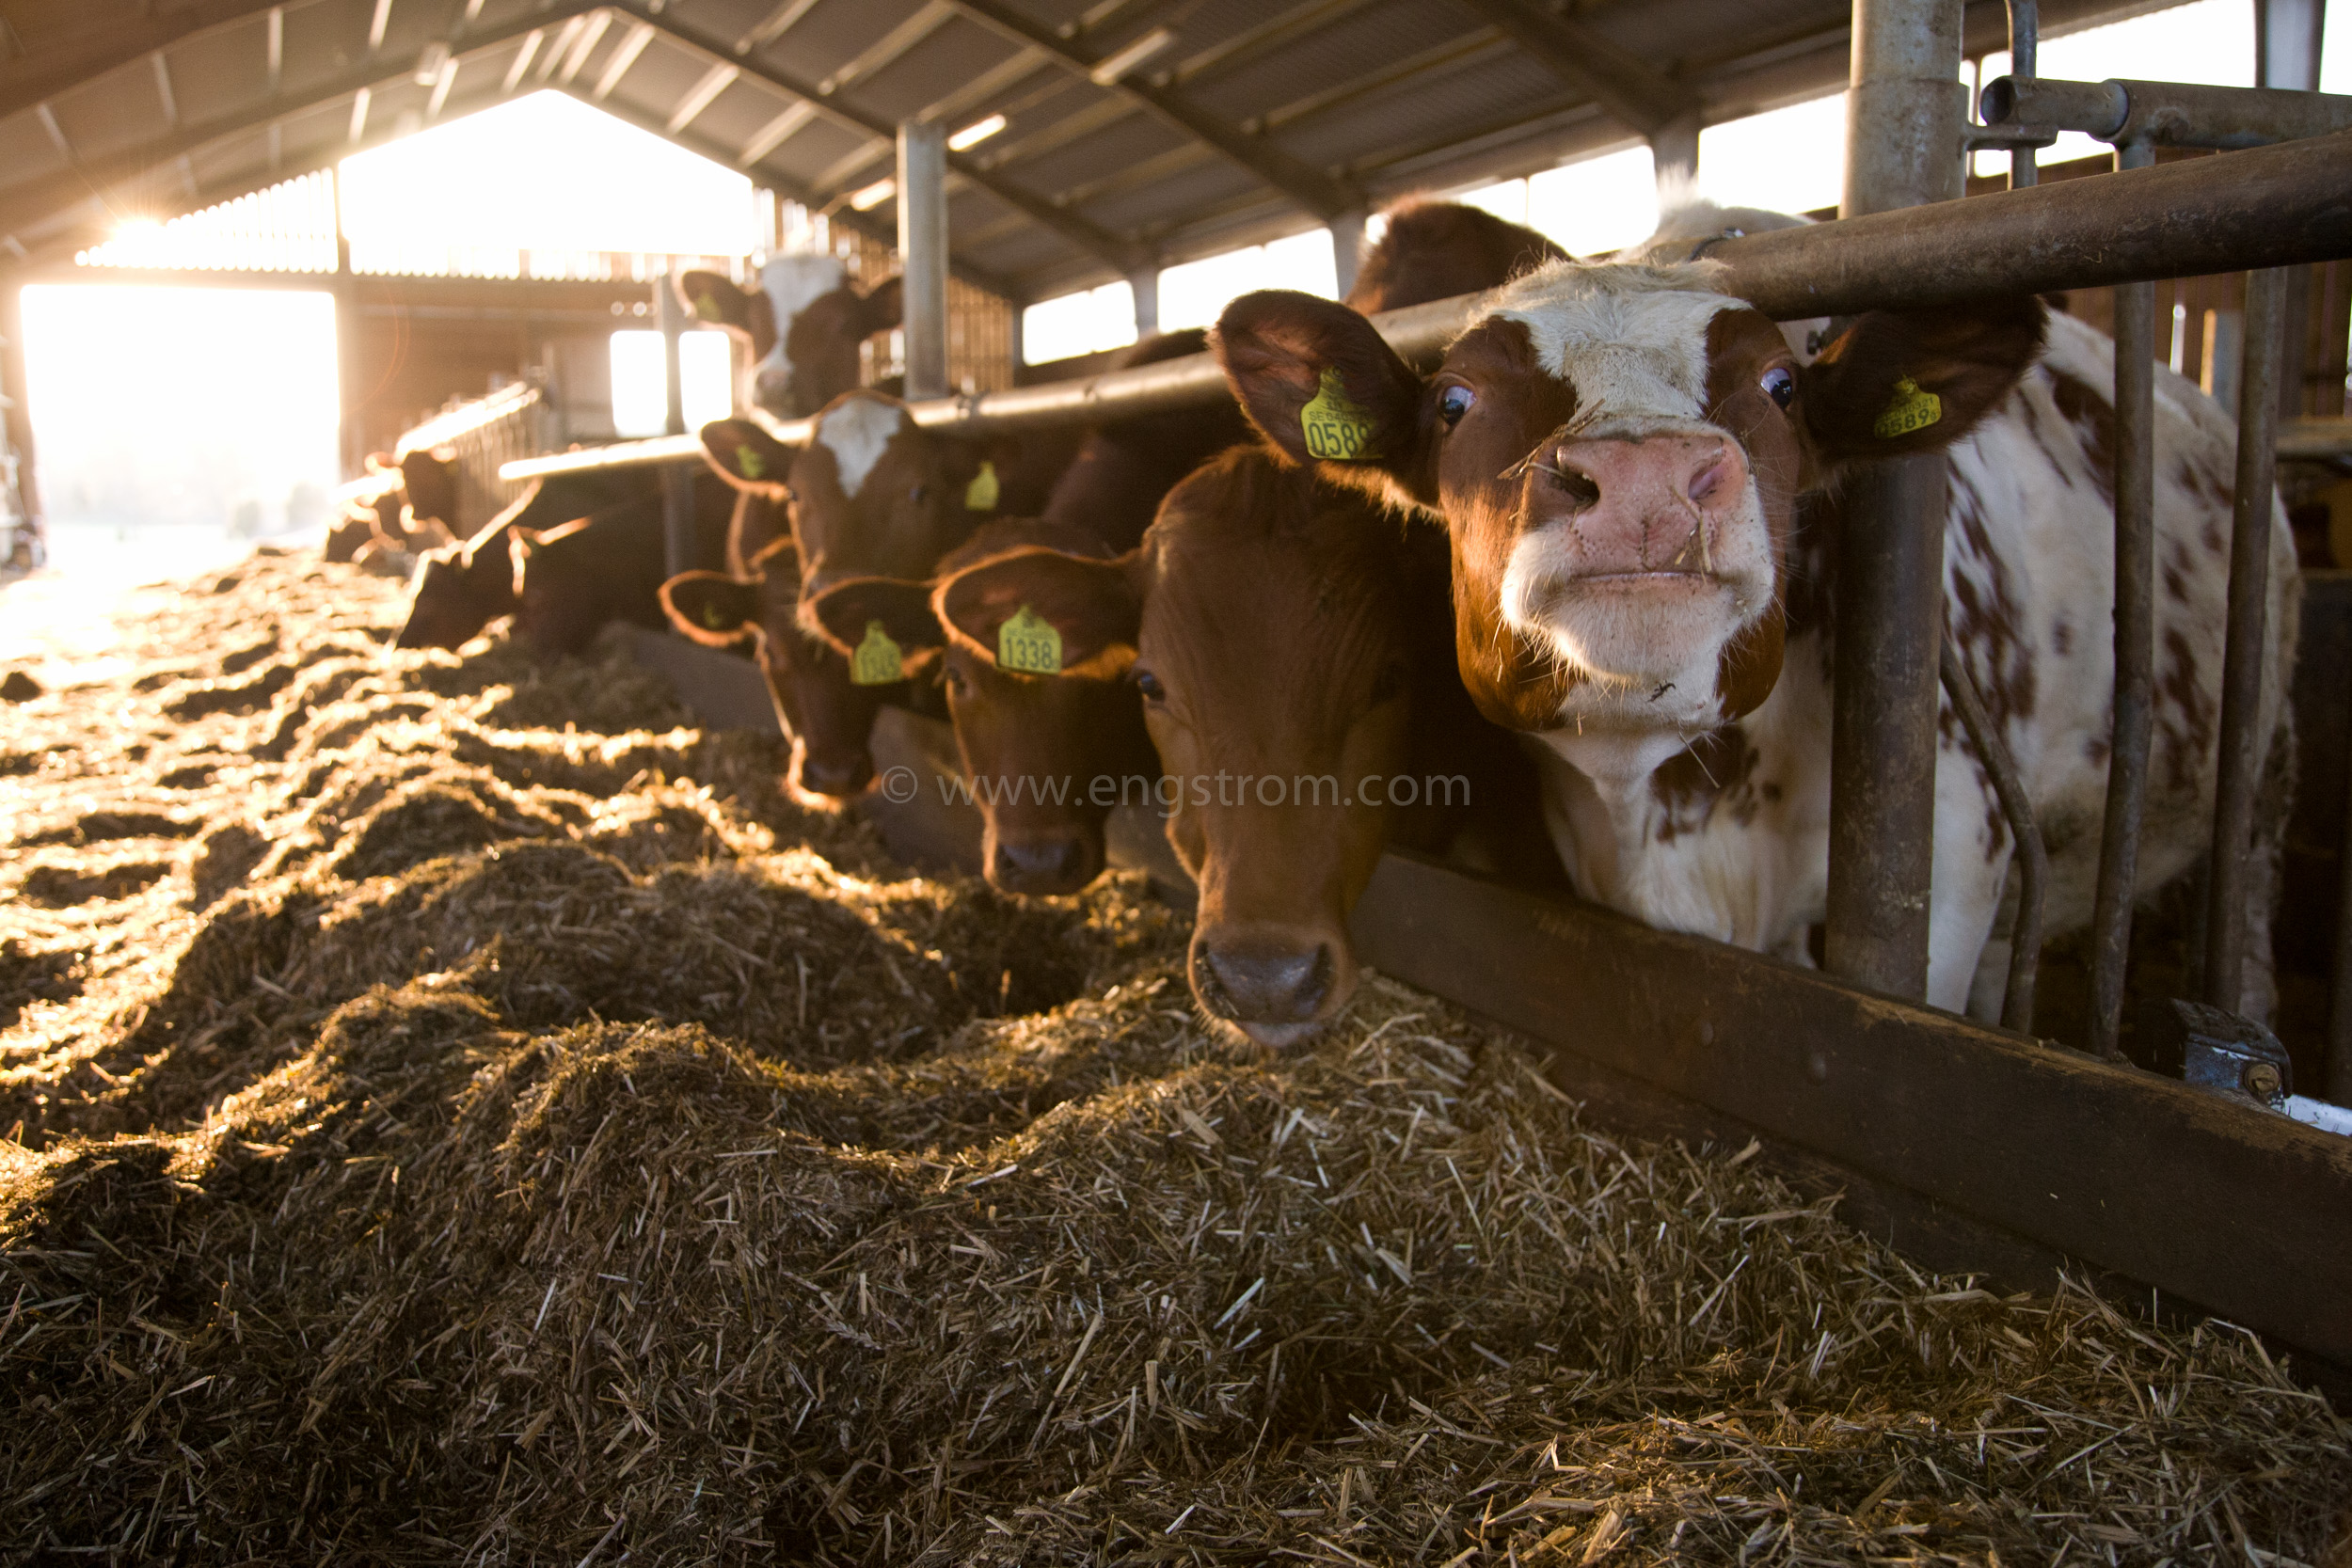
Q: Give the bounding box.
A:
[920,446,1553,1044]
[662,394,1002,797]
[394,468,660,651]
[394,446,463,544]
[1212,248,2298,1022]
[676,257,903,420]
[508,479,729,657]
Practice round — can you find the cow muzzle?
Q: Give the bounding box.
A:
[1525,432,1748,579]
[987,829,1102,897]
[1188,925,1351,1048]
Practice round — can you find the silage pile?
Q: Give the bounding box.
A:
[2,548,2345,1566]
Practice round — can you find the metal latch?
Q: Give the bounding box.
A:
[2139,998,2291,1112]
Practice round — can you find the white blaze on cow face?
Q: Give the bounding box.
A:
[815,392,905,499]
[1469,262,1786,746]
[751,255,850,410]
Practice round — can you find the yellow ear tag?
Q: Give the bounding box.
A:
[693,291,725,324]
[1301,367,1381,460]
[850,621,905,685]
[1872,376,1943,439]
[735,443,767,482]
[997,604,1063,674]
[701,602,729,630]
[964,461,1000,512]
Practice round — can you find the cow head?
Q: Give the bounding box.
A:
[787,390,993,594]
[1215,270,2043,761]
[660,535,884,801]
[396,445,462,539]
[804,521,1156,898]
[677,258,903,419]
[935,450,1422,1047]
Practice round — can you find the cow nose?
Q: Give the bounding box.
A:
[1191,934,1335,1027]
[988,833,1098,895]
[1540,434,1750,574]
[798,751,871,797]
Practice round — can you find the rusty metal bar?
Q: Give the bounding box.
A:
[2202,265,2292,1014]
[1982,75,2352,149]
[1822,0,1965,1003]
[2005,0,2041,190]
[1940,633,2046,1034]
[2330,756,2352,1103]
[500,130,2352,484]
[2090,150,2158,1060]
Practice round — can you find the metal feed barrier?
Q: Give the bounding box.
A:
[489,29,2352,1387]
[395,378,544,538]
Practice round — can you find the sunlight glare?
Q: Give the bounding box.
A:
[1158,230,1337,334]
[611,331,735,437]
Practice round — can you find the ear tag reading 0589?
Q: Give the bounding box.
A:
[850,621,905,685]
[735,443,768,482]
[1872,376,1943,439]
[1301,367,1381,461]
[997,605,1063,674]
[964,461,1000,512]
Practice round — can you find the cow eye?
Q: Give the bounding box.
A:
[943,664,969,699]
[909,483,929,503]
[1134,668,1166,703]
[1438,384,1475,427]
[1760,366,1796,408]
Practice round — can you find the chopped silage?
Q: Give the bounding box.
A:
[1,548,2344,1566]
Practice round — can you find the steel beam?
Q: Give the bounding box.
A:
[939,0,1363,220]
[1449,0,1696,136]
[0,0,280,122]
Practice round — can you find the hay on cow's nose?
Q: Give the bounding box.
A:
[1,546,2345,1565]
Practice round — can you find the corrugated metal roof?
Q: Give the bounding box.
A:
[0,0,2169,303]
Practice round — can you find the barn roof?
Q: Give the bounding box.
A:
[0,0,2166,303]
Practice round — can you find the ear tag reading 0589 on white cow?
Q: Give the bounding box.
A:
[964,461,1000,512]
[1301,367,1381,461]
[1872,376,1943,439]
[997,605,1062,674]
[850,621,905,686]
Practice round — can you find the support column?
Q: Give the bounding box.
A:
[1823,0,1967,1003]
[1327,208,1367,301]
[1649,108,1701,198]
[656,265,695,578]
[2258,0,2324,418]
[0,277,44,562]
[897,119,949,401]
[1127,266,1159,339]
[331,203,368,478]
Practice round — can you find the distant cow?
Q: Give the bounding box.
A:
[395,469,659,650]
[677,257,904,420]
[924,447,1549,1044]
[395,446,463,542]
[1216,249,2297,1020]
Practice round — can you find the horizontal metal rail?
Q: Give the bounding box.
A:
[1982,75,2352,149]
[501,128,2352,483]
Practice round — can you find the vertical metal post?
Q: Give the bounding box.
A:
[897,119,949,402]
[1128,267,1160,339]
[1328,209,1367,300]
[2089,139,2159,1059]
[655,265,695,578]
[2006,0,2039,189]
[2202,265,2291,1015]
[0,277,44,539]
[2258,0,2323,419]
[331,178,368,478]
[1650,109,1701,197]
[1823,0,1966,1001]
[2328,771,2352,1102]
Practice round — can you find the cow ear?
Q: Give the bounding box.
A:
[855,274,904,338]
[1215,290,1428,492]
[699,417,794,494]
[744,531,801,588]
[679,271,755,336]
[660,571,762,647]
[1801,296,2046,462]
[934,546,1142,678]
[802,576,945,676]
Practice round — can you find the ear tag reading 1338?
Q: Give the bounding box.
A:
[850,621,905,685]
[1301,367,1381,460]
[997,605,1062,673]
[735,444,768,482]
[1872,376,1943,439]
[964,461,1000,512]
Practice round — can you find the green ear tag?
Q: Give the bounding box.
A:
[964,461,1000,512]
[693,291,725,324]
[850,621,905,685]
[997,604,1063,674]
[1301,367,1381,461]
[1872,376,1943,439]
[735,443,767,482]
[701,602,728,630]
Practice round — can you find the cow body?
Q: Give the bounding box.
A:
[396,468,661,651]
[1218,259,2296,1022]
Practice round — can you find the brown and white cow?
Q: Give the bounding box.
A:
[1216,254,2297,1021]
[933,446,1551,1045]
[677,257,903,420]
[395,468,664,650]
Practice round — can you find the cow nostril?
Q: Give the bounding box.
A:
[989,835,1097,895]
[1552,457,1601,510]
[1689,451,1738,506]
[1196,939,1334,1024]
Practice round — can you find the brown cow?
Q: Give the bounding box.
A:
[676,257,903,420]
[394,446,463,545]
[929,446,1548,1046]
[396,468,661,650]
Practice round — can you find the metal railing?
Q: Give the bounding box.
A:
[397,379,545,536]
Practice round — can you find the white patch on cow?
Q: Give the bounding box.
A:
[1486,260,1734,429]
[815,394,904,499]
[751,255,850,388]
